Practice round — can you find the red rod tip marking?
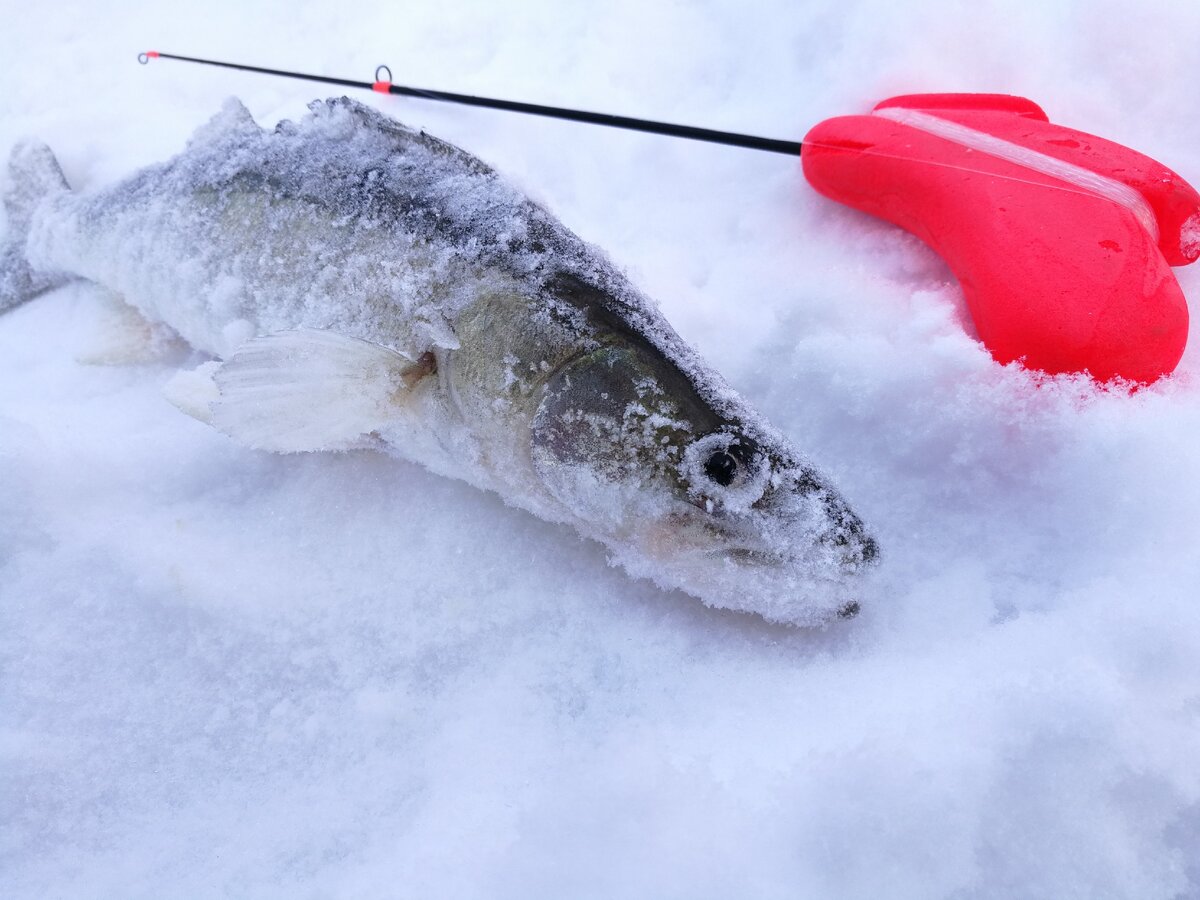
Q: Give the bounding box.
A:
[372,81,391,93]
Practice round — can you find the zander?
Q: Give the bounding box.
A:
[0,97,877,624]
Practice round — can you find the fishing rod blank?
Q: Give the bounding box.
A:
[137,51,803,156]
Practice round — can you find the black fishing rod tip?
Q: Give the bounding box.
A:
[137,51,159,65]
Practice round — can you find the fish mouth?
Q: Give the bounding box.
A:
[713,539,872,572]
[658,504,878,574]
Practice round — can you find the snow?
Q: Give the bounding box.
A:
[3,1,1200,897]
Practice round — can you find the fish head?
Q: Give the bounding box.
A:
[529,339,878,624]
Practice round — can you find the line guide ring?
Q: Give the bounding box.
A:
[373,64,393,94]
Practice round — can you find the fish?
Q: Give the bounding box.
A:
[0,96,878,624]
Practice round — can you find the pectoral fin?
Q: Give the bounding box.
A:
[166,329,434,453]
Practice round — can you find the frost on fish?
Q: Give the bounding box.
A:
[6,96,878,624]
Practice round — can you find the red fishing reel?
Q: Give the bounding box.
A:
[802,94,1200,383]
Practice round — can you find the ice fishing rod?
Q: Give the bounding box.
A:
[137,51,802,156]
[134,53,1125,205]
[138,50,1200,384]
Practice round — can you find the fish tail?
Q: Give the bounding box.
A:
[1,140,72,313]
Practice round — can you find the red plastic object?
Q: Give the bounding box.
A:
[802,93,1200,382]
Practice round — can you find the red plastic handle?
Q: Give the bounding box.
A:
[802,94,1199,382]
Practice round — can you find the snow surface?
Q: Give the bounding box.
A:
[3,1,1200,897]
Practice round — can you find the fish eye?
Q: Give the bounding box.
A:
[703,449,739,486]
[684,435,767,511]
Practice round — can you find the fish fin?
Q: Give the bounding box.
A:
[187,97,261,150]
[164,361,222,424]
[1,140,71,313]
[301,98,497,178]
[77,291,186,365]
[199,329,428,453]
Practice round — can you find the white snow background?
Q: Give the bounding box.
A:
[3,1,1200,897]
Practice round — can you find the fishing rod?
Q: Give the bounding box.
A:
[137,51,802,156]
[137,50,1200,383]
[134,53,1117,201]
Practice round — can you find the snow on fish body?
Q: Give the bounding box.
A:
[0,97,877,624]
